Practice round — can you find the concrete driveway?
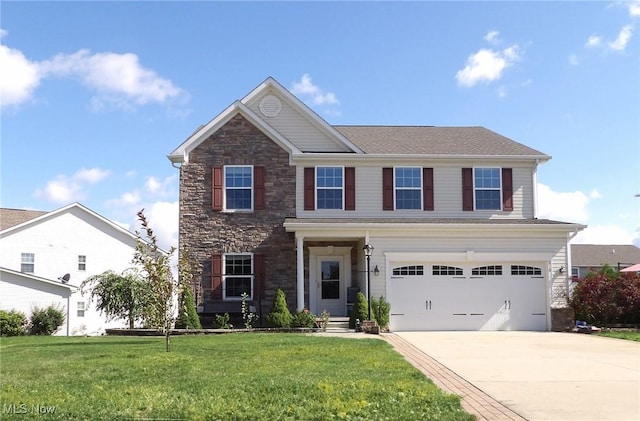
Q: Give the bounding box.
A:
[396,332,640,421]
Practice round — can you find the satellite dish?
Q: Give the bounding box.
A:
[59,273,71,284]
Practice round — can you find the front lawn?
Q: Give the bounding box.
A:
[597,330,640,342]
[0,334,474,420]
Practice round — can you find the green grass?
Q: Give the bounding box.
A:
[0,334,474,420]
[597,330,640,342]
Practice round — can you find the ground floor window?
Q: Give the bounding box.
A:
[223,254,253,299]
[77,302,85,317]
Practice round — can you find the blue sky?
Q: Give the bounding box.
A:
[2,1,639,250]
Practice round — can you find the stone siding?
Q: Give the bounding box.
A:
[179,114,297,324]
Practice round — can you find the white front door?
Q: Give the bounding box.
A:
[317,257,344,316]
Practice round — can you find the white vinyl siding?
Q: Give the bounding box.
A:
[247,92,352,153]
[296,164,534,219]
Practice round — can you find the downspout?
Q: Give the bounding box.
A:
[532,160,539,218]
[66,292,71,336]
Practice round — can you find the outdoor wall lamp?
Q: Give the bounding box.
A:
[374,265,380,276]
[559,266,565,274]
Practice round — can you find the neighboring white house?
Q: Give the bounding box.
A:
[0,203,143,335]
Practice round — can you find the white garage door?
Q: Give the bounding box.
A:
[388,263,548,331]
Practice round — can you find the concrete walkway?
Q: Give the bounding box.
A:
[385,332,640,421]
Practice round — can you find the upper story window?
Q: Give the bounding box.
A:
[21,253,34,273]
[78,255,86,271]
[474,168,502,210]
[463,167,513,212]
[213,165,265,212]
[395,167,422,210]
[316,166,343,210]
[223,254,253,300]
[225,166,253,210]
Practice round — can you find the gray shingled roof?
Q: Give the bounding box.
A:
[0,208,47,231]
[333,126,548,157]
[571,244,640,267]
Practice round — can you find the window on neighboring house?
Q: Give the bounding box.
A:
[77,302,85,317]
[395,167,422,209]
[225,166,253,210]
[78,255,86,271]
[316,166,343,209]
[571,267,579,278]
[223,254,253,300]
[474,168,502,210]
[21,253,34,273]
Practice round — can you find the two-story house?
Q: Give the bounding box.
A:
[168,77,585,331]
[0,203,143,335]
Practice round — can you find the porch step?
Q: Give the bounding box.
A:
[324,317,351,332]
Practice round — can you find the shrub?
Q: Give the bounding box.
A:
[0,310,28,336]
[30,305,65,335]
[349,292,369,329]
[175,285,202,329]
[213,313,231,329]
[265,289,292,328]
[291,309,316,328]
[371,295,391,330]
[571,270,640,325]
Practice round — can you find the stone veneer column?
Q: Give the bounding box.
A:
[296,235,304,311]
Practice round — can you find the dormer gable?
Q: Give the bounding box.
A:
[168,77,363,165]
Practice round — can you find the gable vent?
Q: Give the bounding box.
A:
[259,94,282,117]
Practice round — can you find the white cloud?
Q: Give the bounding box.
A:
[106,191,141,208]
[586,34,602,47]
[0,32,186,109]
[609,25,633,51]
[0,37,42,108]
[537,183,590,223]
[34,168,110,204]
[628,0,640,17]
[568,53,580,66]
[40,49,185,106]
[484,30,501,44]
[291,74,339,106]
[128,201,178,252]
[145,174,177,197]
[571,224,635,245]
[455,45,521,87]
[585,26,633,53]
[539,183,637,246]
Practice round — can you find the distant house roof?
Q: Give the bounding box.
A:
[571,244,640,268]
[333,126,550,158]
[0,208,48,230]
[0,266,78,291]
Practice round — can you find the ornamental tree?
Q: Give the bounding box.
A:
[81,268,151,329]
